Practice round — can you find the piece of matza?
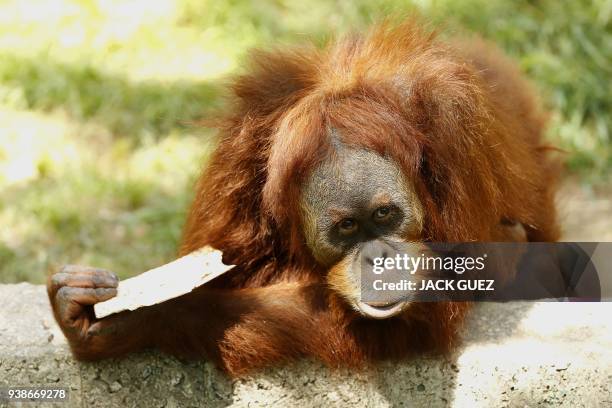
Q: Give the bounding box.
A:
[94,247,234,319]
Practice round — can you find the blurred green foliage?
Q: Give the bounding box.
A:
[0,0,609,283]
[0,54,220,139]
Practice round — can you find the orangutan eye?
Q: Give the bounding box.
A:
[373,206,392,221]
[338,218,358,235]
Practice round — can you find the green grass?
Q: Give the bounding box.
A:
[0,0,609,283]
[0,54,221,141]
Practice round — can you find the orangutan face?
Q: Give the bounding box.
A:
[301,142,424,318]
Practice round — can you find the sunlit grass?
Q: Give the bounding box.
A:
[0,107,213,282]
[0,0,609,283]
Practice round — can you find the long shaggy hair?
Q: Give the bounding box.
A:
[176,19,560,375]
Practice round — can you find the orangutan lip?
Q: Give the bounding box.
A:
[356,301,406,319]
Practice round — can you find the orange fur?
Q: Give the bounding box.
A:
[177,20,559,375]
[55,19,559,377]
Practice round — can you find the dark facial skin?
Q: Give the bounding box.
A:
[302,146,423,266]
[301,145,424,318]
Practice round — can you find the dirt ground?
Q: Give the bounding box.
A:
[558,180,612,241]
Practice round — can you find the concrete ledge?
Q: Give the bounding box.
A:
[0,283,610,407]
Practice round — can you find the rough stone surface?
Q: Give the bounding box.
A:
[0,283,611,407]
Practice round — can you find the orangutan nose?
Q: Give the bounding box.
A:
[361,239,399,267]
